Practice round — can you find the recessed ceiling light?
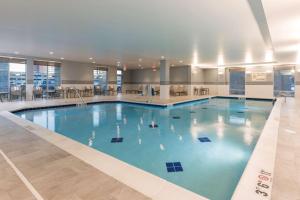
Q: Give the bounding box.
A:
[138,58,142,62]
[138,64,141,67]
[179,60,183,63]
[161,56,165,59]
[171,64,174,67]
[92,61,96,64]
[60,57,64,60]
[14,51,19,55]
[49,51,54,55]
[89,57,93,60]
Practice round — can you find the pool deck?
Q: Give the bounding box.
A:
[0,94,297,200]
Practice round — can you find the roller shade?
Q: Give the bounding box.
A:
[33,60,61,67]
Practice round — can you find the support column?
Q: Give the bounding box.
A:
[107,66,117,90]
[160,59,170,99]
[26,58,34,100]
[187,65,193,96]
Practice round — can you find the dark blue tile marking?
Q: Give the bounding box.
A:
[237,111,245,114]
[149,124,158,128]
[172,116,181,119]
[198,137,211,142]
[202,107,208,109]
[166,162,183,173]
[111,137,123,143]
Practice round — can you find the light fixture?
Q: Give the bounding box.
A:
[291,69,295,73]
[138,64,141,67]
[49,51,54,55]
[245,52,252,63]
[266,70,272,73]
[14,51,19,55]
[89,57,93,60]
[179,60,183,63]
[138,58,142,62]
[171,64,174,67]
[92,61,96,64]
[60,57,64,60]
[265,50,273,62]
[161,56,165,59]
[217,54,224,66]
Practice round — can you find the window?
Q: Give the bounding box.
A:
[33,61,61,96]
[0,57,26,101]
[274,67,295,97]
[93,68,107,88]
[229,69,245,95]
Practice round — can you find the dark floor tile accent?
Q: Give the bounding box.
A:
[172,116,181,119]
[166,162,183,172]
[198,137,211,142]
[202,107,208,109]
[149,124,158,128]
[111,137,123,143]
[237,111,245,114]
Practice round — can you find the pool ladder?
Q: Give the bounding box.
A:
[75,89,87,107]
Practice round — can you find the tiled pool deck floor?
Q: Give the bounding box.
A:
[0,95,298,199]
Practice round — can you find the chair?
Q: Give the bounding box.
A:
[32,87,43,100]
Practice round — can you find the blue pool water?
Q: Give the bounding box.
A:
[16,98,273,200]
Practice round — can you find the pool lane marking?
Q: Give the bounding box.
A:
[0,149,45,200]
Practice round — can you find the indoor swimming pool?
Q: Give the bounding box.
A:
[15,97,274,200]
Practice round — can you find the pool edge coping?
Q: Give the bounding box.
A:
[0,96,278,200]
[231,98,283,200]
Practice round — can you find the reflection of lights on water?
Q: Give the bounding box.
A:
[170,124,175,132]
[245,119,251,127]
[244,131,253,146]
[117,125,120,137]
[140,118,143,125]
[160,144,165,151]
[218,115,223,123]
[190,125,203,141]
[179,135,183,141]
[217,127,224,139]
[137,124,141,132]
[88,138,93,146]
[93,109,100,127]
[92,131,96,139]
[193,118,197,125]
[123,117,127,125]
[243,126,253,145]
[138,138,142,144]
[151,121,155,127]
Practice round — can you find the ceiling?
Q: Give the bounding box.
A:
[0,0,299,68]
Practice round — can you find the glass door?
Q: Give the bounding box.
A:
[274,68,295,97]
[33,61,61,98]
[93,68,107,95]
[229,69,245,95]
[117,69,122,93]
[9,62,26,100]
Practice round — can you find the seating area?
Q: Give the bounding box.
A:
[31,86,118,100]
[0,85,26,102]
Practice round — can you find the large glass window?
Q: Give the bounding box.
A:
[33,61,61,97]
[93,68,107,95]
[274,67,295,97]
[229,69,245,95]
[0,58,26,101]
[117,69,122,92]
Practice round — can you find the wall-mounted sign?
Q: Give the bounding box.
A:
[251,72,267,81]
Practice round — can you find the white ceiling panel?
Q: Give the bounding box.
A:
[0,0,271,68]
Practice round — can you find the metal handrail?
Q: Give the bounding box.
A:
[75,89,86,106]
